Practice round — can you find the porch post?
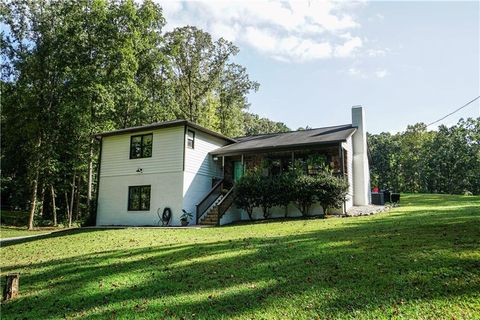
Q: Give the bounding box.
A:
[291,151,294,165]
[222,156,225,178]
[241,154,245,173]
[339,143,347,214]
[339,144,345,176]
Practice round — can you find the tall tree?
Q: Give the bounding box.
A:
[165,26,238,123]
[243,113,290,136]
[1,0,282,229]
[1,0,171,227]
[368,118,480,195]
[217,63,259,137]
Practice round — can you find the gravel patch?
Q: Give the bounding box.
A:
[329,205,390,218]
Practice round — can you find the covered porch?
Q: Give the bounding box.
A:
[197,124,357,225]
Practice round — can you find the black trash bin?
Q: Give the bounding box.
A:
[383,190,391,203]
[391,193,401,205]
[371,192,385,205]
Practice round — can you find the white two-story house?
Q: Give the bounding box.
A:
[95,106,371,226]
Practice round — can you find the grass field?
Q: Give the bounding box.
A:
[1,210,75,239]
[0,226,53,239]
[1,194,479,319]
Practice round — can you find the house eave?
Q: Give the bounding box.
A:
[93,120,236,143]
[210,139,348,157]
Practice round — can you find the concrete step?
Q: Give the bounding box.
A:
[199,221,217,225]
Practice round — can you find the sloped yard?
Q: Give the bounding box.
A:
[1,194,479,319]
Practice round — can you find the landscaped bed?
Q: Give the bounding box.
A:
[1,194,479,319]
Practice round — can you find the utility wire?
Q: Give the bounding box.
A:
[426,95,480,127]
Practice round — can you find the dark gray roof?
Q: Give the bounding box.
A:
[94,119,236,142]
[211,124,356,156]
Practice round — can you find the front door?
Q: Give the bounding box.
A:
[233,161,244,182]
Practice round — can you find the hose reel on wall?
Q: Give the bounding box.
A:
[157,207,172,226]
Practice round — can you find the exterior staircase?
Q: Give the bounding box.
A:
[198,195,224,226]
[197,186,235,226]
[196,179,235,226]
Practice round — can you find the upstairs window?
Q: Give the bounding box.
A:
[130,134,152,159]
[128,185,151,211]
[187,130,195,149]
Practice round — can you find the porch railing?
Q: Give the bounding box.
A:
[195,178,224,224]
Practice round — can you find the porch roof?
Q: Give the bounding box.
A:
[211,124,356,156]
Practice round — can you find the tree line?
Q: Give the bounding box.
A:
[368,118,480,195]
[0,0,288,229]
[2,1,477,231]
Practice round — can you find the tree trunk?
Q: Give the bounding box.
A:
[3,273,19,301]
[75,175,81,221]
[51,185,57,226]
[247,208,253,220]
[39,183,45,217]
[65,192,70,226]
[68,173,76,227]
[262,206,270,219]
[27,166,40,230]
[87,139,94,213]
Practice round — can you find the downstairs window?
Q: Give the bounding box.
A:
[128,185,151,211]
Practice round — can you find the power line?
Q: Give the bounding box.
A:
[427,95,480,127]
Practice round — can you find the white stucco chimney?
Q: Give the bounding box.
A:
[351,106,371,206]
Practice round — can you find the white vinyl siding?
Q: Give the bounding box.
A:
[100,126,184,177]
[182,128,228,217]
[97,124,231,226]
[184,128,225,178]
[97,172,185,226]
[97,125,186,226]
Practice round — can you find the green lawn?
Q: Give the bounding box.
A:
[1,194,479,319]
[0,226,56,239]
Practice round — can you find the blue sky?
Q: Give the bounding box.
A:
[163,0,480,133]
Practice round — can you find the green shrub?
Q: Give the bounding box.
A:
[234,172,261,220]
[234,163,349,219]
[314,172,349,216]
[291,174,317,216]
[275,172,296,217]
[257,176,277,219]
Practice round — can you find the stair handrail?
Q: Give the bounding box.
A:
[196,178,224,224]
[216,187,236,225]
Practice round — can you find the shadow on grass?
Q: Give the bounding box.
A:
[1,195,479,319]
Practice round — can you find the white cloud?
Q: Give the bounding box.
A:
[375,69,389,78]
[159,0,371,62]
[348,68,360,76]
[367,49,386,57]
[366,48,390,57]
[244,28,332,61]
[344,67,389,79]
[347,67,367,79]
[334,35,363,57]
